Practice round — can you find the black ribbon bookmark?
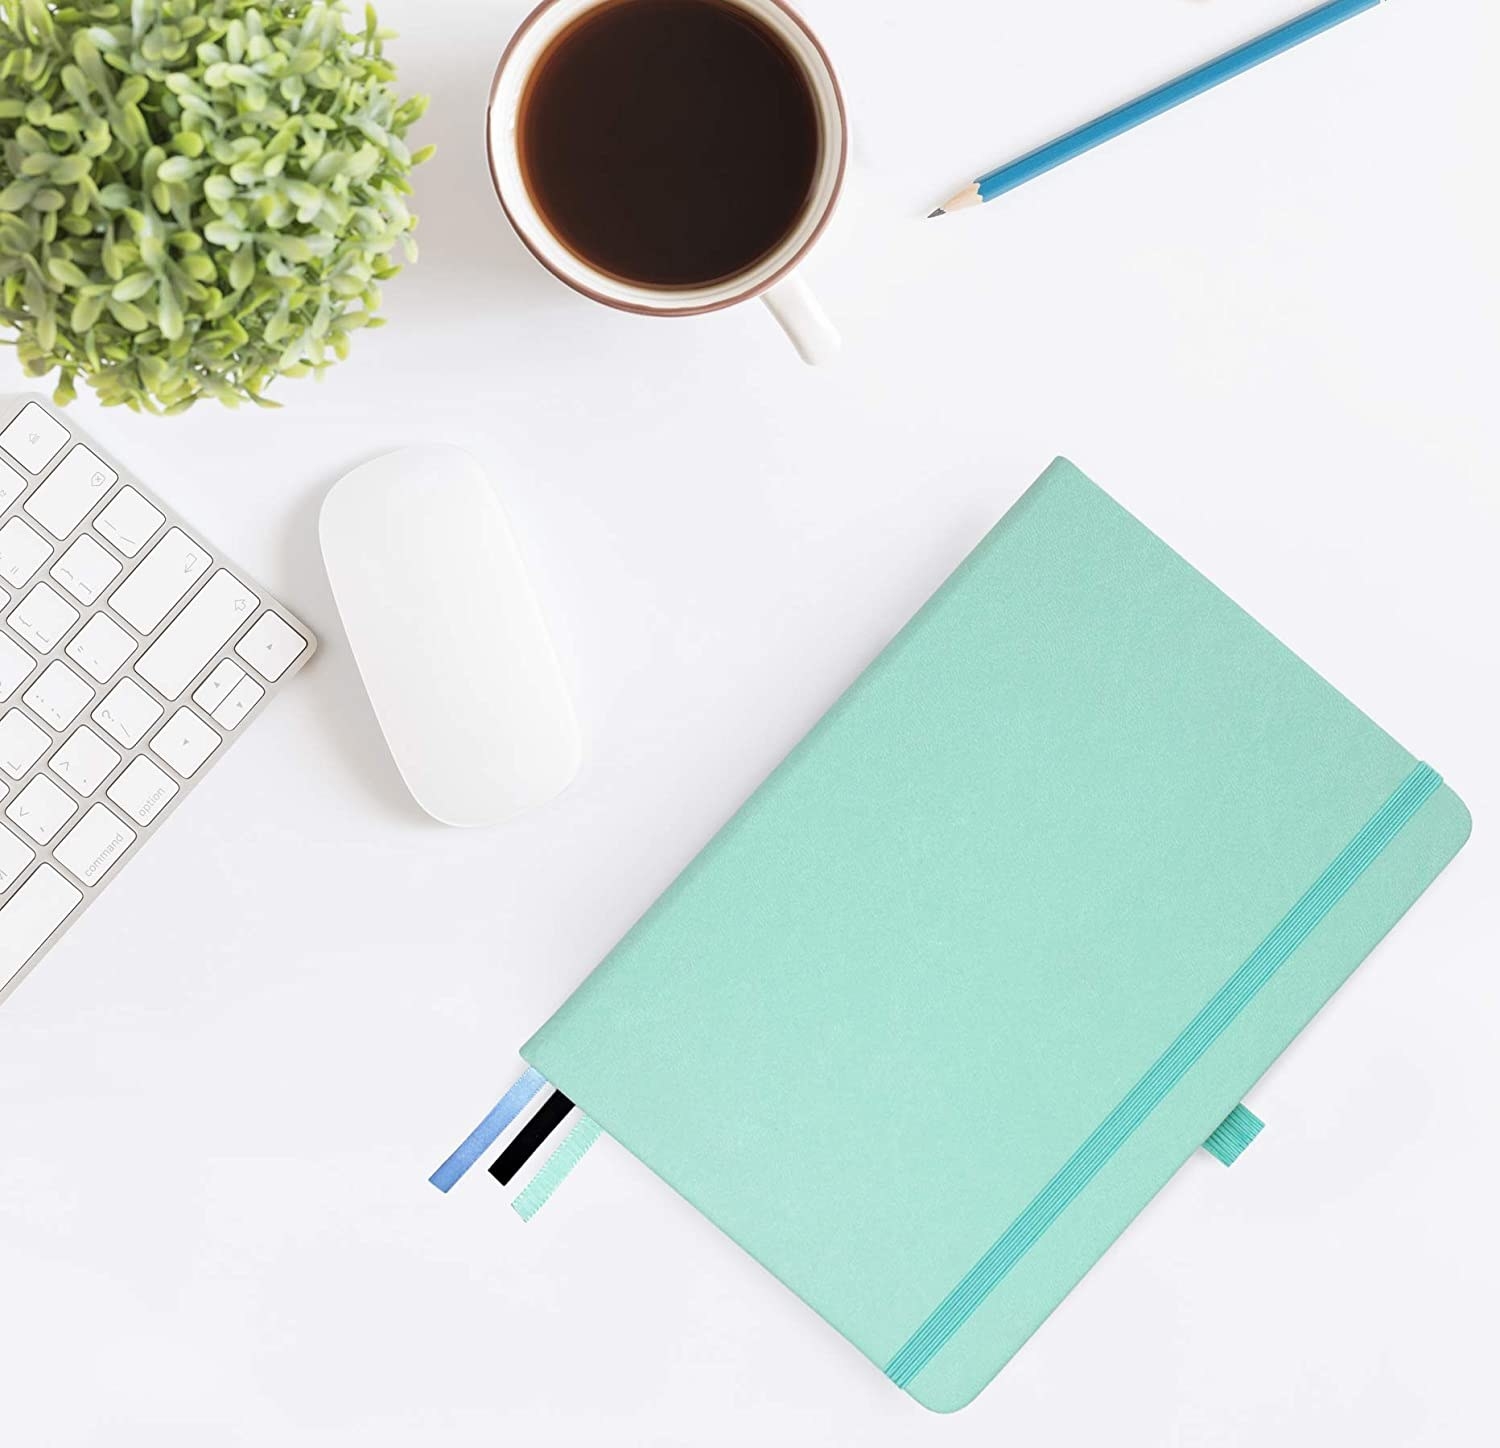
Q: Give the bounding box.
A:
[489,1088,574,1186]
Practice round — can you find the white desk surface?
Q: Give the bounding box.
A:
[1,1,1495,1442]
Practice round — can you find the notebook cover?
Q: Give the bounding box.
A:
[522,460,1470,1412]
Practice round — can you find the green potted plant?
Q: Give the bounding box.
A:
[0,0,429,412]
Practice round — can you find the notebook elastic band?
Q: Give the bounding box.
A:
[429,1067,546,1193]
[886,761,1441,1388]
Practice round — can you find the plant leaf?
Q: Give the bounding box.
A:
[0,0,430,411]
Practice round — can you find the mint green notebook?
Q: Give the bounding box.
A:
[523,461,1470,1412]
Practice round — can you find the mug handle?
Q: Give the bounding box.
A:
[761,273,841,366]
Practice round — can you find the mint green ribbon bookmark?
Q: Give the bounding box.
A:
[512,1114,602,1223]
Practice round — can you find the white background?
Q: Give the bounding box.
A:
[1,0,1496,1442]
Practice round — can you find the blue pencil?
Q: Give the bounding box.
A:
[929,0,1387,217]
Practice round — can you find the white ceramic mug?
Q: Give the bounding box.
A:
[485,0,848,364]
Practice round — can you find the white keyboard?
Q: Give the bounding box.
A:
[0,396,315,1005]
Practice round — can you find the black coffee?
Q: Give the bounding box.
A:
[518,0,820,289]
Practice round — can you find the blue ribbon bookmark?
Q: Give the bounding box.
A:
[429,1066,546,1193]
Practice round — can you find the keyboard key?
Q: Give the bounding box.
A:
[9,581,79,653]
[0,709,48,779]
[7,775,78,845]
[108,527,211,633]
[66,614,135,683]
[49,726,119,798]
[150,707,220,778]
[193,659,245,714]
[106,756,178,828]
[235,611,307,681]
[213,676,264,730]
[92,677,162,748]
[0,403,68,474]
[0,635,34,700]
[0,517,51,588]
[0,407,316,1002]
[136,570,259,699]
[24,444,117,538]
[53,803,136,886]
[0,459,26,512]
[51,534,122,605]
[0,865,81,986]
[93,486,164,558]
[23,660,94,730]
[0,827,34,892]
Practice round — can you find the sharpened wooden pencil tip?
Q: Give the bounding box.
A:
[930,183,982,217]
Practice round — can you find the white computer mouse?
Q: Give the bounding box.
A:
[319,446,580,827]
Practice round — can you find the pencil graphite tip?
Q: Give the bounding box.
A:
[927,207,945,219]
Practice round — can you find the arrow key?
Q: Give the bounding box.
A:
[235,611,307,682]
[191,659,246,714]
[149,707,220,779]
